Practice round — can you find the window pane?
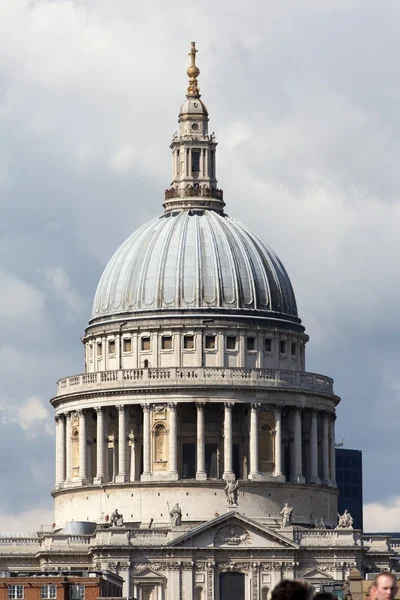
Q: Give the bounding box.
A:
[226,336,236,350]
[97,342,103,357]
[141,337,151,351]
[184,335,194,349]
[123,338,132,352]
[161,336,172,350]
[205,335,215,349]
[192,150,200,172]
[247,337,255,351]
[264,338,272,352]
[108,340,115,354]
[291,342,296,356]
[280,340,286,354]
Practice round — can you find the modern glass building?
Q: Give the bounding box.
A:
[335,448,363,530]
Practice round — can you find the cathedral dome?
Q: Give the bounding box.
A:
[90,208,299,324]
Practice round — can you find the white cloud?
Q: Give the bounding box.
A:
[44,266,86,318]
[364,497,400,532]
[0,505,54,533]
[0,396,53,438]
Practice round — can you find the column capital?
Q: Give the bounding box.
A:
[95,406,103,415]
[77,408,86,417]
[168,402,178,410]
[116,404,125,413]
[251,402,261,411]
[196,402,206,410]
[224,402,234,410]
[141,404,151,413]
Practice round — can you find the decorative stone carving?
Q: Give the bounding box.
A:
[280,503,293,528]
[337,510,353,529]
[170,502,182,527]
[224,480,239,507]
[110,508,124,527]
[214,524,250,546]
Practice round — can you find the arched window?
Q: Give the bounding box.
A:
[144,359,149,368]
[154,423,167,462]
[262,587,270,600]
[194,588,203,600]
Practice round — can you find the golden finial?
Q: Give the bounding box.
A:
[187,41,200,97]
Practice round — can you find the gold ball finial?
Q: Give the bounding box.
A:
[187,41,200,96]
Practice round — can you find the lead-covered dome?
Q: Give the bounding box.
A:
[90,209,299,324]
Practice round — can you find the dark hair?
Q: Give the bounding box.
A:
[271,580,312,600]
[314,593,336,600]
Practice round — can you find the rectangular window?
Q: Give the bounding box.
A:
[89,345,93,358]
[299,344,303,359]
[41,585,57,599]
[141,337,151,351]
[291,342,296,356]
[264,338,272,353]
[123,338,132,353]
[8,587,23,600]
[247,337,256,351]
[161,336,173,350]
[191,149,200,172]
[97,341,103,357]
[70,586,84,600]
[205,335,216,350]
[226,335,236,350]
[108,340,116,354]
[280,340,287,354]
[183,335,194,350]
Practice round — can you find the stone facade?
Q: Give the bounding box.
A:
[0,44,388,600]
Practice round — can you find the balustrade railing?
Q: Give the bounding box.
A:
[57,367,334,396]
[164,185,223,201]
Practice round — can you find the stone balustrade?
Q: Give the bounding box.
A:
[56,367,334,397]
[294,528,362,547]
[164,185,223,201]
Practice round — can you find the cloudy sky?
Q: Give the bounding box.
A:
[1,0,400,532]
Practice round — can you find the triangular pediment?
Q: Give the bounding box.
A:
[131,567,165,580]
[168,512,299,549]
[301,568,333,580]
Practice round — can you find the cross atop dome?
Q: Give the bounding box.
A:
[187,41,200,97]
[164,43,225,213]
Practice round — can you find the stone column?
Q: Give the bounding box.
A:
[274,406,284,480]
[55,415,66,486]
[65,412,72,481]
[129,432,136,481]
[322,411,330,485]
[141,405,151,480]
[78,409,87,482]
[249,403,262,479]
[116,404,127,482]
[330,415,337,487]
[223,402,234,479]
[196,402,206,480]
[310,409,321,484]
[94,406,105,484]
[293,407,305,483]
[168,403,179,480]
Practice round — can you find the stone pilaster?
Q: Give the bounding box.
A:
[129,432,136,482]
[168,402,179,480]
[310,409,321,484]
[65,412,72,481]
[78,409,88,482]
[249,403,262,480]
[196,402,206,480]
[116,404,127,483]
[94,406,105,484]
[223,402,234,479]
[274,406,285,480]
[293,407,305,483]
[322,411,330,485]
[141,404,151,481]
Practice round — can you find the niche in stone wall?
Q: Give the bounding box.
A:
[259,413,274,473]
[153,423,168,469]
[72,427,79,478]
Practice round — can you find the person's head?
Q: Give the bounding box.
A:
[271,580,313,600]
[371,573,398,600]
[313,593,336,600]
